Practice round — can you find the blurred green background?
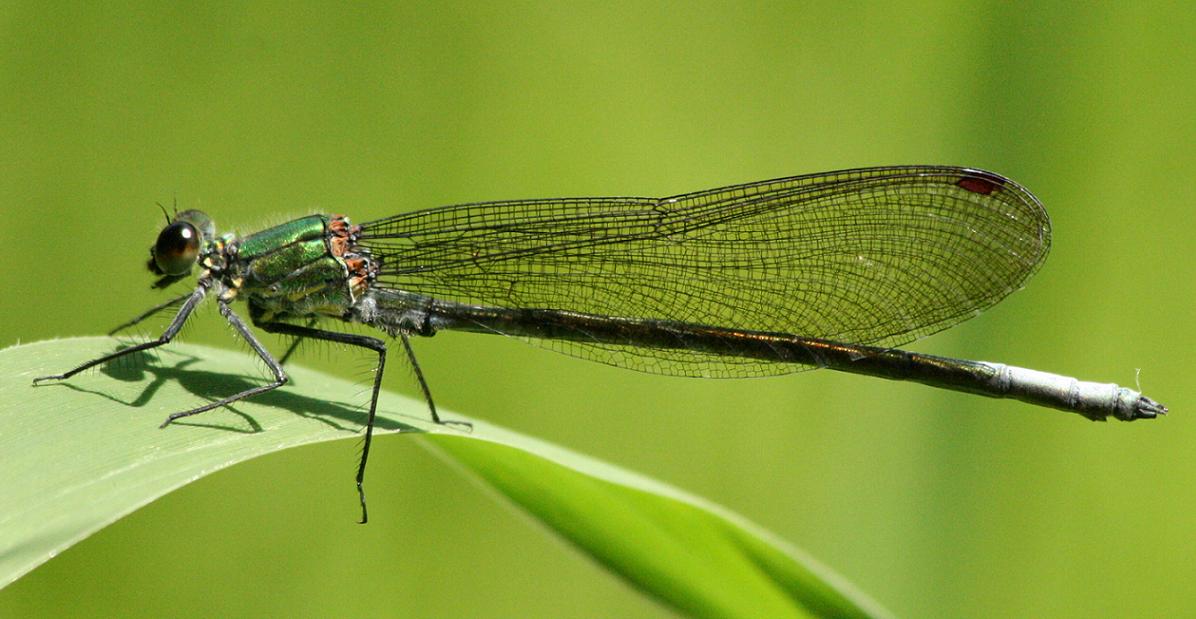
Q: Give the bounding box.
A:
[1,2,1193,617]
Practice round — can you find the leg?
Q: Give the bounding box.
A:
[277,317,318,366]
[258,321,388,524]
[399,331,441,423]
[34,287,207,384]
[398,332,471,431]
[106,291,195,336]
[157,301,290,427]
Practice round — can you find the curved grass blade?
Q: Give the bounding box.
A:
[0,337,889,618]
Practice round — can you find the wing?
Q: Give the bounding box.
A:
[358,166,1050,377]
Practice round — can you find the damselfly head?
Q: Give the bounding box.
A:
[148,209,215,277]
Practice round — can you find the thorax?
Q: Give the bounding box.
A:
[204,214,376,322]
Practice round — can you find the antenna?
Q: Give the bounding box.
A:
[155,201,172,225]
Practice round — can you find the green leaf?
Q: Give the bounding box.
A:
[0,337,890,619]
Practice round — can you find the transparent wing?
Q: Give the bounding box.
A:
[358,166,1050,377]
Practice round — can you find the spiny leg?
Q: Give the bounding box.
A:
[399,331,440,423]
[277,317,318,366]
[397,332,471,431]
[106,291,195,336]
[34,287,207,384]
[258,321,388,524]
[158,301,289,427]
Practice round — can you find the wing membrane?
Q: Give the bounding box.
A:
[359,166,1050,377]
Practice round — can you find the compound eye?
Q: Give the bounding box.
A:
[152,221,201,276]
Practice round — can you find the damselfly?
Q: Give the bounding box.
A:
[35,166,1166,522]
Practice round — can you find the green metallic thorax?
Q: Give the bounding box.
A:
[224,215,361,323]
